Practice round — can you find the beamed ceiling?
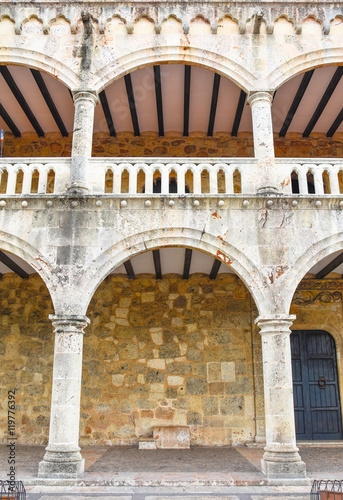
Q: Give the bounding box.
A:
[1,64,343,139]
[1,248,343,282]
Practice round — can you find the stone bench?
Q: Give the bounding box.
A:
[153,425,190,449]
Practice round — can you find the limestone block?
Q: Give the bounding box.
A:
[139,438,157,450]
[153,426,190,449]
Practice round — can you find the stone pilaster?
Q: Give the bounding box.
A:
[38,315,90,478]
[248,91,278,194]
[255,315,306,479]
[68,91,98,194]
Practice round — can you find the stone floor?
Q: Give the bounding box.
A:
[0,444,342,499]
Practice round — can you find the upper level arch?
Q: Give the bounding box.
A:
[267,48,343,92]
[0,47,79,90]
[92,47,255,94]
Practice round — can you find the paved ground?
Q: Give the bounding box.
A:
[1,444,342,499]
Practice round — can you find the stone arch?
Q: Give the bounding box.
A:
[0,230,57,307]
[283,232,343,314]
[266,47,343,91]
[82,227,271,317]
[92,46,256,93]
[0,47,79,90]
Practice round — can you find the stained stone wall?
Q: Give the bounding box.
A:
[2,132,343,158]
[1,273,342,446]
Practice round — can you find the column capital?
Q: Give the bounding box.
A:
[72,90,98,106]
[247,91,274,107]
[255,314,296,334]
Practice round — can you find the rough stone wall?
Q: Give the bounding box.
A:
[1,273,343,446]
[2,132,343,158]
[81,273,255,446]
[0,275,54,444]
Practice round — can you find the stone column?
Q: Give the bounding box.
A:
[255,314,306,478]
[248,91,278,194]
[38,315,90,478]
[68,91,98,194]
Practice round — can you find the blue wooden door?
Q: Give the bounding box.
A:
[291,330,342,440]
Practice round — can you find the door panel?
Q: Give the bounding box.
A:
[291,330,342,440]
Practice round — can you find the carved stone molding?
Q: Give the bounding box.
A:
[292,290,342,305]
[296,279,343,291]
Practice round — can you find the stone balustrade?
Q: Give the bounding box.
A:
[1,157,343,196]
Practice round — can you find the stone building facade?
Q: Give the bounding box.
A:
[0,0,343,482]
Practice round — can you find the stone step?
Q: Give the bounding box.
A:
[138,437,157,450]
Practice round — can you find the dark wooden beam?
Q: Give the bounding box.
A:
[0,102,21,137]
[183,65,191,137]
[124,260,135,280]
[153,249,162,279]
[0,66,45,137]
[207,73,221,136]
[327,106,343,137]
[303,67,343,138]
[30,69,68,137]
[154,66,164,137]
[183,248,192,279]
[209,259,221,280]
[124,73,140,137]
[99,89,116,137]
[0,251,29,279]
[231,89,247,137]
[279,70,314,138]
[316,252,343,279]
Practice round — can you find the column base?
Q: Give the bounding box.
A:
[67,182,89,195]
[38,449,85,478]
[261,450,306,478]
[257,184,279,194]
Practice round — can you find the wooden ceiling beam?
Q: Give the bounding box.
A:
[231,89,247,137]
[99,89,116,137]
[207,73,221,137]
[279,70,314,138]
[183,248,193,279]
[124,73,140,137]
[303,67,343,138]
[316,252,343,279]
[153,249,162,279]
[327,106,343,137]
[209,259,221,280]
[124,260,135,280]
[0,102,21,137]
[30,69,68,137]
[183,65,191,137]
[0,66,45,137]
[0,251,29,279]
[154,65,164,137]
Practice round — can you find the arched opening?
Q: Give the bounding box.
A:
[322,170,331,194]
[0,249,54,445]
[30,169,39,194]
[185,169,193,193]
[338,170,343,194]
[121,169,129,194]
[137,169,145,193]
[0,169,8,194]
[291,170,300,194]
[0,64,73,158]
[307,171,315,194]
[201,169,209,193]
[46,169,55,194]
[169,169,177,193]
[233,169,242,194]
[15,169,23,194]
[273,64,343,159]
[93,63,252,159]
[105,169,114,193]
[153,170,161,193]
[217,169,225,194]
[289,248,343,440]
[82,246,262,449]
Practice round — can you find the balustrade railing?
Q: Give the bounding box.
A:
[0,157,343,197]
